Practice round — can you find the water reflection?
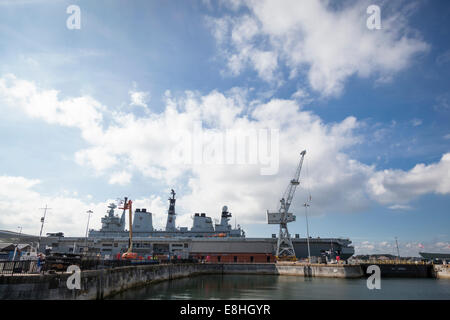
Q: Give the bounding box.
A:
[109,274,450,300]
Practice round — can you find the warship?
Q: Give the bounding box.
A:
[0,189,355,262]
[0,152,355,262]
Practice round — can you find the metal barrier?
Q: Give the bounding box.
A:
[353,259,428,265]
[0,260,39,275]
[0,258,198,274]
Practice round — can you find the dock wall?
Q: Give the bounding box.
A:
[0,263,222,300]
[276,263,363,278]
[360,263,432,278]
[220,263,363,278]
[0,262,440,300]
[433,265,450,279]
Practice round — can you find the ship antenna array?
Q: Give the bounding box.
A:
[267,150,306,260]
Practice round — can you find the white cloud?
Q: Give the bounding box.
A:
[129,89,149,109]
[388,204,412,210]
[1,74,449,230]
[77,91,375,223]
[0,175,103,236]
[354,240,450,256]
[207,0,429,96]
[0,175,176,236]
[368,153,450,204]
[0,74,105,142]
[108,171,132,186]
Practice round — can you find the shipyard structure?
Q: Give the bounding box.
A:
[0,189,354,263]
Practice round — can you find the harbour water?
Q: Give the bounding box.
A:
[110,274,450,300]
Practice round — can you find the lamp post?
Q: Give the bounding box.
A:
[37,204,51,253]
[12,227,22,261]
[395,237,400,261]
[303,203,311,263]
[85,210,93,250]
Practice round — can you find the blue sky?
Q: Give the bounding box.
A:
[0,0,449,256]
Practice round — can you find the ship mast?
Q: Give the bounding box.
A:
[165,189,177,232]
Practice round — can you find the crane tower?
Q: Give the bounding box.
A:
[267,150,306,259]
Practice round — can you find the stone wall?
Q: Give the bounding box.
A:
[0,262,387,300]
[221,263,363,278]
[360,263,432,278]
[433,264,450,279]
[0,263,222,300]
[276,263,363,278]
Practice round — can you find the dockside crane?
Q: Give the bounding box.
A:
[120,197,137,260]
[267,150,307,260]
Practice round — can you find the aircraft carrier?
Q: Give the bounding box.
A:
[0,189,355,262]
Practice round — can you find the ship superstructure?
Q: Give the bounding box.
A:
[88,190,245,239]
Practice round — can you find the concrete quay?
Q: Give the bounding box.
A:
[0,262,443,300]
[433,264,450,279]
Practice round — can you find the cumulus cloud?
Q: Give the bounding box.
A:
[0,175,175,236]
[108,171,132,186]
[0,175,102,236]
[353,239,450,256]
[129,87,150,109]
[207,0,429,96]
[368,153,450,204]
[0,73,105,142]
[1,74,449,230]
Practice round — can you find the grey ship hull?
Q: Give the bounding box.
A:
[0,230,355,260]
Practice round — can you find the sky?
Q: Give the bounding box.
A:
[0,0,449,256]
